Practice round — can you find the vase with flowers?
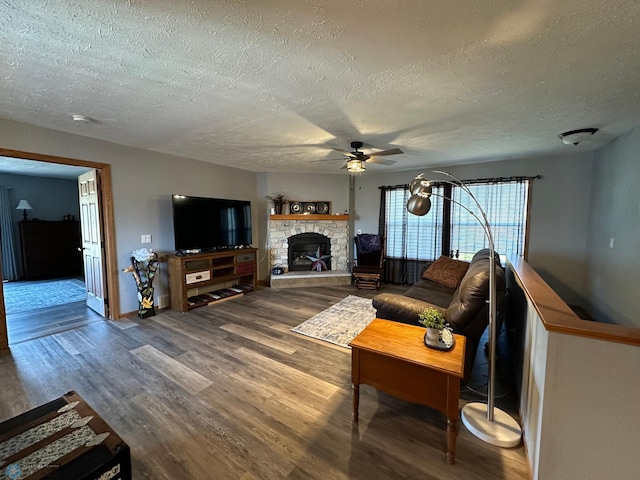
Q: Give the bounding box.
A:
[122,248,159,318]
[265,192,288,215]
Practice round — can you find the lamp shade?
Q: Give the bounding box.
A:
[16,200,32,210]
[407,194,431,216]
[409,177,432,196]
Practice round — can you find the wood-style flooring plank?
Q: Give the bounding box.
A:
[219,323,299,354]
[52,329,95,355]
[130,344,213,395]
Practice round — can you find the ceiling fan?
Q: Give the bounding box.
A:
[316,141,404,172]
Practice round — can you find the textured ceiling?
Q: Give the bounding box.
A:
[1,0,640,175]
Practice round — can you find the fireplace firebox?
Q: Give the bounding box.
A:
[288,233,331,271]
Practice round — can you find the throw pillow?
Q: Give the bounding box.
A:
[422,256,470,289]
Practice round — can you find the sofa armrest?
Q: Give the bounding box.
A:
[372,293,446,325]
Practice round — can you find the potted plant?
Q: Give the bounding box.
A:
[264,192,288,215]
[418,307,446,342]
[265,192,288,214]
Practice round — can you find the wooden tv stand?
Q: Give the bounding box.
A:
[167,248,257,313]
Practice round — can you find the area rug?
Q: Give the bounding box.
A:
[3,278,87,314]
[291,295,376,348]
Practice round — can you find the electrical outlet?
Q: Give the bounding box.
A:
[141,234,152,244]
[357,229,362,235]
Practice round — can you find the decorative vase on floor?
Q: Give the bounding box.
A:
[137,283,155,318]
[122,248,158,319]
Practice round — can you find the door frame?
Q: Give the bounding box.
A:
[0,148,120,349]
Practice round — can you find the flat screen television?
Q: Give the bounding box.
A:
[172,195,252,252]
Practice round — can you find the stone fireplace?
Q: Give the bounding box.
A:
[268,214,351,288]
[288,233,331,271]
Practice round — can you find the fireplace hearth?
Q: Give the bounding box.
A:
[288,233,331,271]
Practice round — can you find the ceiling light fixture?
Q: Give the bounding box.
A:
[347,159,366,173]
[72,114,91,123]
[558,128,598,145]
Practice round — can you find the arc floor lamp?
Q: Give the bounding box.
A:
[407,170,522,448]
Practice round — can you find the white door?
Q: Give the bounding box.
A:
[78,169,107,316]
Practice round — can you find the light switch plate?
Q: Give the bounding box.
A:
[141,234,152,244]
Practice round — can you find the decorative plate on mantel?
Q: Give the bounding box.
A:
[316,202,329,214]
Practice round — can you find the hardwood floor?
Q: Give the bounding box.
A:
[0,285,531,479]
[6,301,103,344]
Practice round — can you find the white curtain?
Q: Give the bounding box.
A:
[0,186,18,281]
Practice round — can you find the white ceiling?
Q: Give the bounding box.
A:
[1,0,640,176]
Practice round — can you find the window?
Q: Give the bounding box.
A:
[384,186,444,260]
[450,180,529,261]
[381,177,531,283]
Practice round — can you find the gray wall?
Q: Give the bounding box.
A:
[0,172,81,278]
[352,152,595,307]
[0,117,258,316]
[585,125,640,327]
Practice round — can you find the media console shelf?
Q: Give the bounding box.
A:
[167,248,257,313]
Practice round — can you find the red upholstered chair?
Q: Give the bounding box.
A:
[352,234,384,290]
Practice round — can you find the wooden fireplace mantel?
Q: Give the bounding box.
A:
[270,214,349,220]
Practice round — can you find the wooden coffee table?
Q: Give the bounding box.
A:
[349,318,466,464]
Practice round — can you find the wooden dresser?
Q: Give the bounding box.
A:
[19,220,83,280]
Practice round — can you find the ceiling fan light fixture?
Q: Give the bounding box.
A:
[347,159,366,173]
[558,128,598,145]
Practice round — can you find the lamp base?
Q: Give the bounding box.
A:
[461,402,522,448]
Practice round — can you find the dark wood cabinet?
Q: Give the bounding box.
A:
[19,221,83,280]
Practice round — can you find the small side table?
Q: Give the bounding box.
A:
[349,319,466,464]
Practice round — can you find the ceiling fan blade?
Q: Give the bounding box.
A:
[368,148,403,157]
[367,157,397,166]
[309,157,352,163]
[332,148,354,156]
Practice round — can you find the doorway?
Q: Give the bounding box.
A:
[0,148,119,349]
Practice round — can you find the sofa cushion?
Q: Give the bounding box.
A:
[404,279,455,308]
[421,256,470,289]
[372,278,454,325]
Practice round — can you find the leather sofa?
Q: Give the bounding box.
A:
[372,249,507,382]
